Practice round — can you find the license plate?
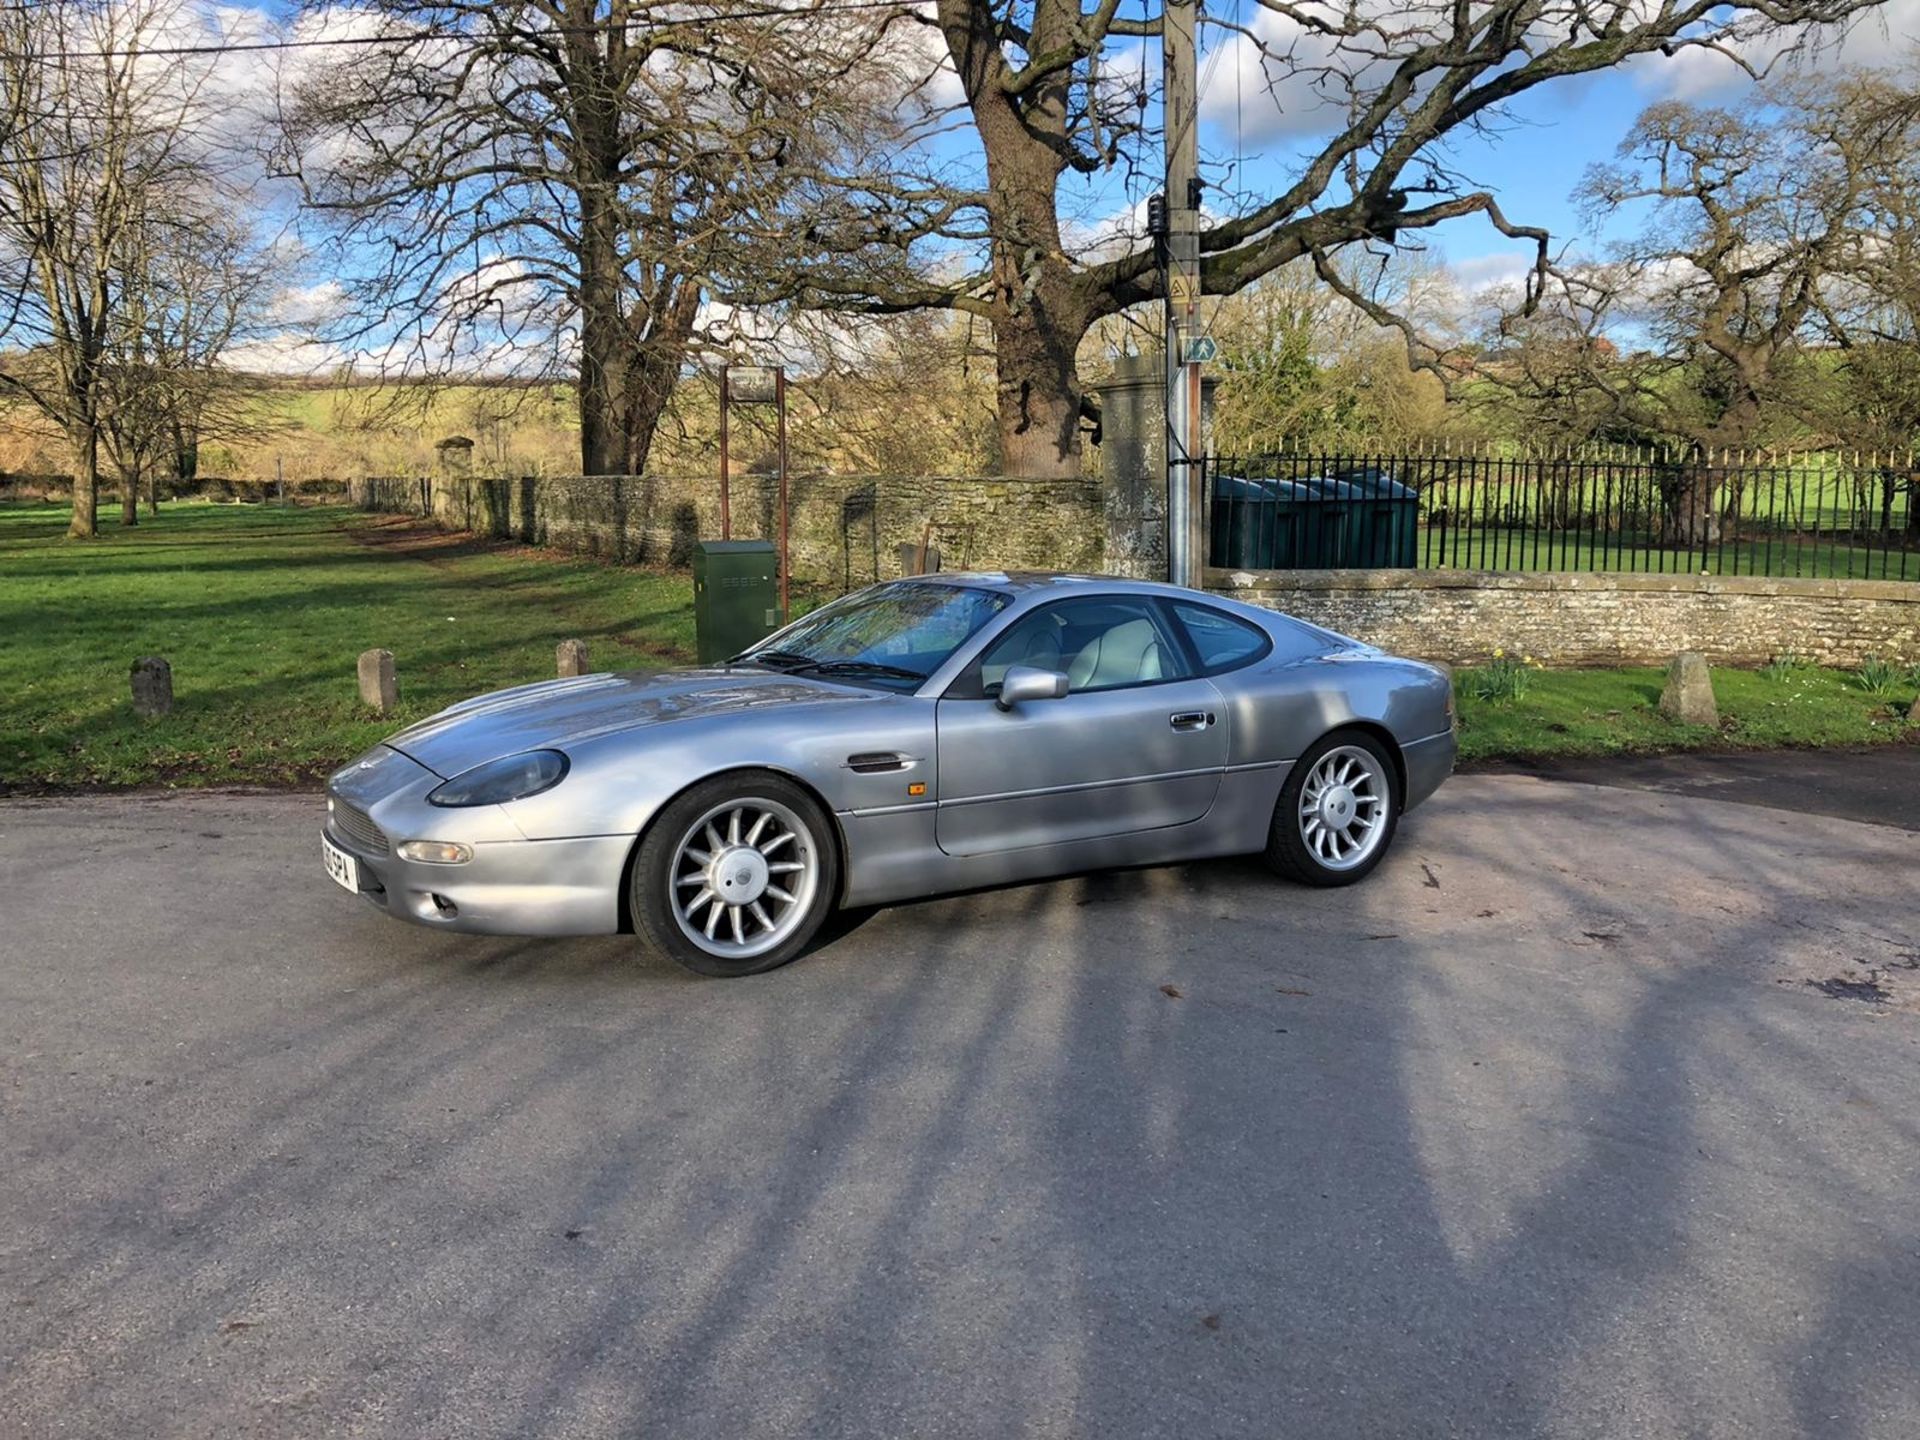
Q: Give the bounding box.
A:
[322,834,359,893]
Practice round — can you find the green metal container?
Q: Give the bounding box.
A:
[1208,470,1418,570]
[693,540,781,663]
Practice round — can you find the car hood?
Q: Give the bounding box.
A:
[384,667,881,778]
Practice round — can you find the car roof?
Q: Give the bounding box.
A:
[902,570,1197,598]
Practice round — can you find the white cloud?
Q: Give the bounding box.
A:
[1450,251,1540,295]
[1198,8,1376,145]
[1203,1,1920,143]
[1629,0,1920,101]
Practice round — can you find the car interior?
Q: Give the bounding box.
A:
[978,603,1183,695]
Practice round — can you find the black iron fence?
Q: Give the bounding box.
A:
[1205,450,1920,581]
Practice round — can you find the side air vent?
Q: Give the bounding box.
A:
[846,752,911,774]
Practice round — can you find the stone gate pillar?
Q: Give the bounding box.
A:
[1090,351,1216,580]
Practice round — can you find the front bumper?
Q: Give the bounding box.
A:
[324,824,631,935]
[323,745,629,936]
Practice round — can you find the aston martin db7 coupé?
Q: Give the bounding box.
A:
[322,573,1456,976]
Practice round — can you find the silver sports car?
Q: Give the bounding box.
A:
[322,573,1456,976]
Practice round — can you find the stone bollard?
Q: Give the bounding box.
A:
[130,657,173,717]
[1659,651,1718,728]
[357,648,398,714]
[556,638,590,678]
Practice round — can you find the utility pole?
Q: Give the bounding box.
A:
[1162,0,1202,588]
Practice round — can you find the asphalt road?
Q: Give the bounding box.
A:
[3,775,1918,1439]
[1472,744,1920,832]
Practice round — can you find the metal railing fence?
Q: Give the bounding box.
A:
[1205,449,1920,580]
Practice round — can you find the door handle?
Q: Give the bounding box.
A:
[1169,711,1215,731]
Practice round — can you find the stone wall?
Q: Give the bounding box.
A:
[1209,568,1920,667]
[354,471,1105,588]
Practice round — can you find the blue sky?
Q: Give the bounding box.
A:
[1033,0,1917,299]
[214,0,1913,368]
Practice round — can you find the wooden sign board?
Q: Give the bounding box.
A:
[727,365,780,404]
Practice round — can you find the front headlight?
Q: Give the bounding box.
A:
[427,750,570,807]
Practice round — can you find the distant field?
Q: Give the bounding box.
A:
[0,381,586,486]
[0,502,696,787]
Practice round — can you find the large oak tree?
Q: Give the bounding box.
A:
[1481,74,1919,541]
[783,0,1893,477]
[284,0,900,477]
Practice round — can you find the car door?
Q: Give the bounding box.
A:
[934,596,1229,857]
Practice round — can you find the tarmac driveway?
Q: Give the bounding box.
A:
[2,774,1917,1439]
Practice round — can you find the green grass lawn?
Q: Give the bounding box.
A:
[0,502,698,787]
[1,500,1913,788]
[1454,662,1919,762]
[1416,525,1920,582]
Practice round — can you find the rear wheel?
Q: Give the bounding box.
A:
[633,773,839,977]
[1263,730,1399,886]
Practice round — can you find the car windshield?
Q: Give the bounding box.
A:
[735,582,1011,690]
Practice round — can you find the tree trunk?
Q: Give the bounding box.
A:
[978,130,1087,476]
[171,419,198,492]
[572,96,628,477]
[1659,460,1720,549]
[66,431,98,538]
[120,466,139,526]
[577,226,628,476]
[990,294,1085,478]
[622,278,702,476]
[948,2,1088,479]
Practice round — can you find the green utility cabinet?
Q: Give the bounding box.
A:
[693,540,781,662]
[1208,471,1419,570]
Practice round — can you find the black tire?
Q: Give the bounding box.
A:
[1263,729,1401,887]
[631,771,840,977]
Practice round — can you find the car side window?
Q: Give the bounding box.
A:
[1170,602,1272,674]
[977,598,1191,695]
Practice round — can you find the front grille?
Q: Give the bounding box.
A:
[331,797,390,856]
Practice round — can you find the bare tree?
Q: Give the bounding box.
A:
[1809,72,1920,460]
[101,203,276,519]
[281,1,901,478]
[774,0,1891,477]
[1481,80,1902,541]
[0,0,223,537]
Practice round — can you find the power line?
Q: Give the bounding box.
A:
[0,0,914,62]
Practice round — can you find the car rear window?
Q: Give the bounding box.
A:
[1169,602,1272,674]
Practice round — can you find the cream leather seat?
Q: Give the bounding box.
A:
[1066,619,1164,690]
[981,619,1065,690]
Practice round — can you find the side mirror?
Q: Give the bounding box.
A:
[995,665,1070,711]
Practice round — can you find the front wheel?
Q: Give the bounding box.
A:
[1263,731,1400,887]
[633,773,839,977]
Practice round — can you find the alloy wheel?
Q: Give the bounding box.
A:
[668,797,820,960]
[1296,744,1391,872]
